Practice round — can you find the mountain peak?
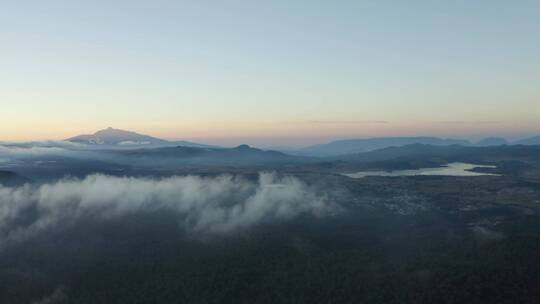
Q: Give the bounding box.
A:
[94,127,138,136]
[66,128,213,148]
[67,128,167,146]
[236,144,252,150]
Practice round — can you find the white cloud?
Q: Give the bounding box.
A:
[0,173,338,246]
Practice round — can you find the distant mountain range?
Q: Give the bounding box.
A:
[67,127,213,148]
[333,143,540,167]
[3,128,540,180]
[112,144,311,166]
[63,128,540,157]
[297,137,471,156]
[514,135,540,146]
[292,135,540,156]
[475,137,509,146]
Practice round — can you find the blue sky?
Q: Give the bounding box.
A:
[1,1,539,146]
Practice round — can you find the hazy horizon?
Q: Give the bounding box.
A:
[2,125,539,149]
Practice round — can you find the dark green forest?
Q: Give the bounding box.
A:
[1,200,539,304]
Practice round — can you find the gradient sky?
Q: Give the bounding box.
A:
[1,0,539,147]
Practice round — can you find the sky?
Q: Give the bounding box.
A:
[1,0,539,147]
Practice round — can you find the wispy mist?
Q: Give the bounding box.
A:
[0,173,337,246]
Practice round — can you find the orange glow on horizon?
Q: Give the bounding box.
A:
[1,120,538,147]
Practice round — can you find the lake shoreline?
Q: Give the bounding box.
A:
[343,162,499,178]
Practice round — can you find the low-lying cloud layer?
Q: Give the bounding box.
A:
[0,145,68,157]
[0,141,85,154]
[0,173,337,246]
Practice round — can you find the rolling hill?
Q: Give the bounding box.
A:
[113,144,312,166]
[298,137,471,156]
[514,135,540,146]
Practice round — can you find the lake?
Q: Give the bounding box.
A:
[344,162,498,178]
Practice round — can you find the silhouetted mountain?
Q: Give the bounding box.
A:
[334,143,540,165]
[514,135,540,146]
[67,127,212,148]
[114,144,312,166]
[299,137,471,156]
[476,137,508,146]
